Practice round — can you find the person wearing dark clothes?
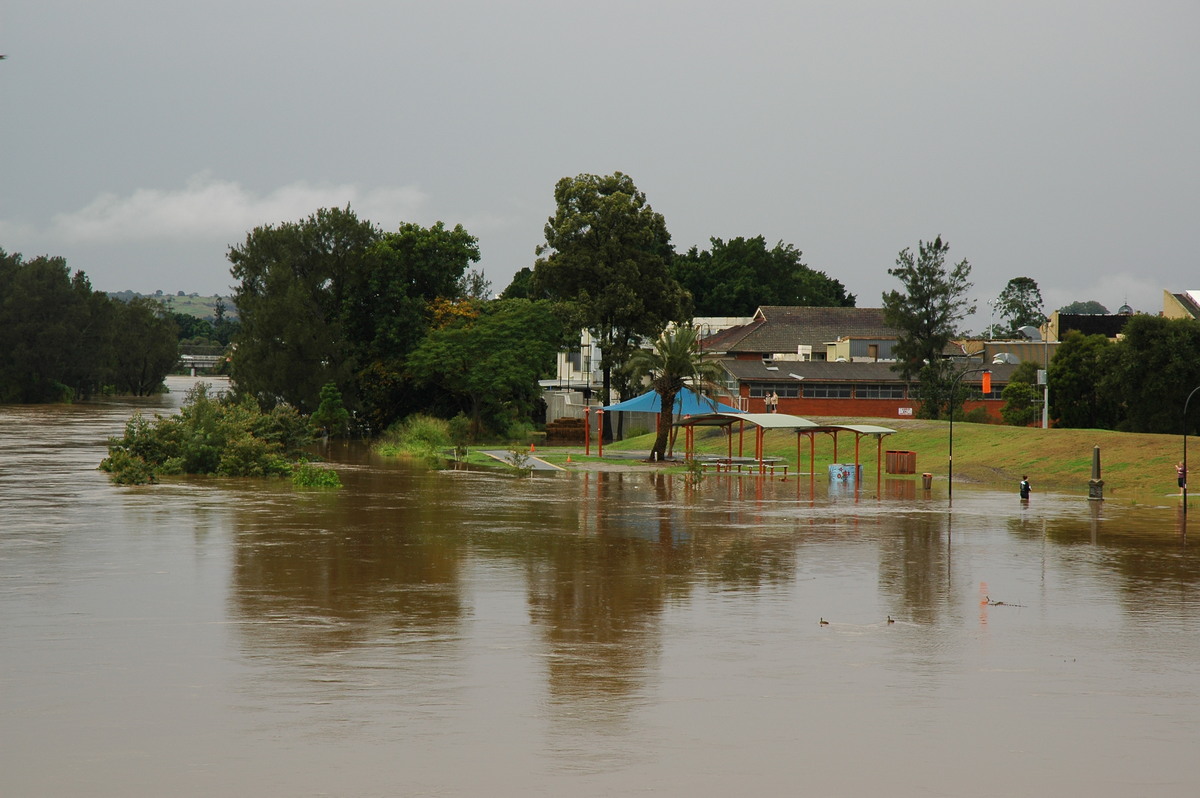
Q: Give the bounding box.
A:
[1019,476,1031,500]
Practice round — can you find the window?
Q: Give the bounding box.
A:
[856,384,906,399]
[802,383,853,399]
[748,382,800,398]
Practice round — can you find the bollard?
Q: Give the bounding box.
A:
[922,472,933,490]
[1088,445,1104,500]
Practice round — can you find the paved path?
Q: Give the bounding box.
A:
[478,450,566,471]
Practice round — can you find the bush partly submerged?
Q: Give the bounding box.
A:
[375,414,452,460]
[291,463,343,489]
[100,382,323,485]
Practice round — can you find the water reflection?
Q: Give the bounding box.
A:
[4,384,1200,796]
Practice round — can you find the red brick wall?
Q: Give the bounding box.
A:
[742,390,1003,422]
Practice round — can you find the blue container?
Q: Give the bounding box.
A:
[828,463,863,483]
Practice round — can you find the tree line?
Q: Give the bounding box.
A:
[220,175,855,440]
[0,249,178,402]
[11,169,1179,440]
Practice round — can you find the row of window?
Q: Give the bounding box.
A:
[747,382,1002,400]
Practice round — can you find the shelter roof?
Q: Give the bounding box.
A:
[674,412,896,438]
[604,387,743,415]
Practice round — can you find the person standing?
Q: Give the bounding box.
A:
[1019,475,1031,500]
[1177,461,1187,496]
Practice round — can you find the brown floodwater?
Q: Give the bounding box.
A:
[2,376,1199,797]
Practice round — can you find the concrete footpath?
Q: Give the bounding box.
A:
[477,450,566,471]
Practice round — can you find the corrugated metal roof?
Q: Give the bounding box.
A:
[674,411,897,437]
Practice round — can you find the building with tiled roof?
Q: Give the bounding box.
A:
[702,305,898,363]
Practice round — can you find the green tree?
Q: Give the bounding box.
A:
[1048,331,1119,429]
[994,277,1044,338]
[406,299,563,439]
[0,250,124,402]
[531,172,690,412]
[228,209,478,428]
[671,236,855,315]
[111,297,179,395]
[881,236,975,419]
[999,363,1041,426]
[499,267,542,299]
[171,311,217,343]
[456,268,492,301]
[311,382,351,438]
[1058,300,1109,315]
[229,206,380,413]
[1102,315,1200,433]
[626,324,728,461]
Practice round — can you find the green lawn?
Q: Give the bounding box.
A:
[597,417,1185,501]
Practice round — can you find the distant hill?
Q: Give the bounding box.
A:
[107,291,238,320]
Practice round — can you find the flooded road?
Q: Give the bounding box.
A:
[2,377,1198,796]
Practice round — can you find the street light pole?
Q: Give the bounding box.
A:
[1042,319,1050,430]
[948,366,990,504]
[1184,385,1200,519]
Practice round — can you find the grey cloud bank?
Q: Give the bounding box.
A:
[2,1,1196,331]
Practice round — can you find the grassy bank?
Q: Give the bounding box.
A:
[598,418,1183,501]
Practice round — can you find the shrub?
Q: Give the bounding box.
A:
[504,418,535,443]
[292,463,342,488]
[100,382,314,484]
[375,414,451,459]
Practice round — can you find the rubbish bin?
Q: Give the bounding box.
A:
[921,472,933,490]
[885,450,917,474]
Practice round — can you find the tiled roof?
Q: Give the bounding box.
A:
[703,306,895,354]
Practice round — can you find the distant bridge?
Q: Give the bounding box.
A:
[178,346,226,376]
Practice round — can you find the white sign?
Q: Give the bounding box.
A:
[898,407,913,416]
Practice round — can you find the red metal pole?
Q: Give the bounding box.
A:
[810,433,816,494]
[597,409,604,458]
[854,433,861,495]
[876,436,883,494]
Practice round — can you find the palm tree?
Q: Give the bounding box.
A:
[627,324,728,461]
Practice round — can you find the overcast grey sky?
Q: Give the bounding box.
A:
[2,1,1196,332]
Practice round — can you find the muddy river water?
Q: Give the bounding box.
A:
[2,377,1198,796]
